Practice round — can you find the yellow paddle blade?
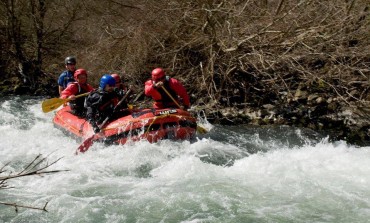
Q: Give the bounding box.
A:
[41,92,90,113]
[42,98,67,113]
[196,124,208,134]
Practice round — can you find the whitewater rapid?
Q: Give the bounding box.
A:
[0,96,369,222]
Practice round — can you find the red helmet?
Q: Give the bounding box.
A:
[151,68,165,81]
[74,69,87,79]
[111,74,121,83]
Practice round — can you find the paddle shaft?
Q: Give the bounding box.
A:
[68,92,90,101]
[76,89,132,154]
[160,86,208,134]
[160,86,181,108]
[99,89,132,129]
[42,92,90,113]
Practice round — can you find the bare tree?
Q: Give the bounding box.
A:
[0,0,82,88]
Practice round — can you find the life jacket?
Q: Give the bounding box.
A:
[85,89,120,124]
[61,71,75,88]
[69,82,89,116]
[155,77,179,108]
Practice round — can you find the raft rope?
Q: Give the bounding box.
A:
[56,110,85,136]
[102,114,193,133]
[56,110,195,137]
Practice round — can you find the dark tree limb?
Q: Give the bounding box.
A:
[0,154,68,212]
[0,201,49,213]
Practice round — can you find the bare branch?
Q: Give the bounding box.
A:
[0,201,49,212]
[0,155,68,212]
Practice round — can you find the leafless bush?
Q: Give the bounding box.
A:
[72,0,368,108]
[1,0,369,107]
[0,154,67,212]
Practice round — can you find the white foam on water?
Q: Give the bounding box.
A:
[0,97,369,222]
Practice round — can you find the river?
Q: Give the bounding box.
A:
[0,96,369,223]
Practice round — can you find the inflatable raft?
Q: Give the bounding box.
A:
[53,106,198,146]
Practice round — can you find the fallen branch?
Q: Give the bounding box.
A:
[0,201,49,213]
[0,154,68,212]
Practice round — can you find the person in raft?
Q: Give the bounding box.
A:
[58,56,77,96]
[111,73,128,92]
[144,68,190,110]
[85,74,129,133]
[60,68,94,117]
[111,73,135,104]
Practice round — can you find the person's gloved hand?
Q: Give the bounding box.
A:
[154,81,164,88]
[114,88,125,97]
[92,123,100,133]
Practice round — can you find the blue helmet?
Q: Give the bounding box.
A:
[99,74,116,89]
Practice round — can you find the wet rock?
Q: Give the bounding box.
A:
[315,97,324,104]
[327,101,339,112]
[14,85,31,95]
[308,94,319,101]
[262,104,275,110]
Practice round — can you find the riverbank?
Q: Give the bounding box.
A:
[0,74,369,146]
[191,98,370,146]
[2,0,369,145]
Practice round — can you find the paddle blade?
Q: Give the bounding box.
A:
[76,135,95,154]
[196,124,208,134]
[42,98,66,113]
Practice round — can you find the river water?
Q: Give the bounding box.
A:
[0,96,369,223]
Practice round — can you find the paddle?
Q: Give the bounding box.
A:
[42,92,90,113]
[76,89,132,154]
[160,86,208,134]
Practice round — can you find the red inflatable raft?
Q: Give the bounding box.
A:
[53,106,198,146]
